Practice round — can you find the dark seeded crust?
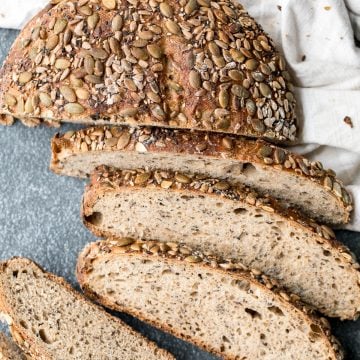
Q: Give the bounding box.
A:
[0,332,27,360]
[0,257,174,360]
[76,239,344,360]
[51,125,352,224]
[0,0,297,142]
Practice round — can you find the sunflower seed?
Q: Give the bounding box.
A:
[231,84,249,98]
[245,59,259,70]
[161,180,173,189]
[133,39,148,48]
[259,83,272,98]
[245,99,256,115]
[213,56,225,68]
[54,19,67,34]
[147,43,162,59]
[165,20,181,35]
[79,5,93,16]
[333,182,343,198]
[55,58,71,69]
[117,132,131,149]
[219,89,229,108]
[185,0,198,14]
[131,47,148,60]
[175,173,191,184]
[39,92,53,107]
[18,72,32,84]
[222,137,233,150]
[147,91,161,103]
[64,103,85,115]
[230,49,245,63]
[4,93,17,106]
[60,86,77,102]
[81,142,88,152]
[189,70,201,89]
[90,48,108,60]
[252,72,264,82]
[135,142,147,152]
[102,0,116,10]
[88,13,100,30]
[84,56,95,75]
[185,255,202,263]
[160,2,173,17]
[119,107,138,117]
[257,145,272,158]
[228,69,243,81]
[109,38,121,55]
[323,176,333,190]
[251,118,265,133]
[274,148,286,164]
[124,78,137,91]
[25,97,34,113]
[208,42,220,56]
[16,97,24,113]
[75,88,90,100]
[135,172,151,185]
[64,29,72,45]
[85,75,103,84]
[46,34,59,50]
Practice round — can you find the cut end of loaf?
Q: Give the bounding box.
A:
[77,239,344,360]
[0,257,173,360]
[0,332,26,360]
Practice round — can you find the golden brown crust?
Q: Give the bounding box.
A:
[76,239,344,360]
[0,0,296,142]
[52,125,352,224]
[0,257,174,360]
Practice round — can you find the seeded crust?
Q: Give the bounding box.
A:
[82,165,360,319]
[0,257,174,360]
[0,0,296,142]
[0,332,27,360]
[77,239,344,360]
[51,125,352,225]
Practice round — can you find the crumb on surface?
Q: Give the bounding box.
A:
[343,116,353,128]
[301,55,306,61]
[324,6,331,11]
[277,5,282,11]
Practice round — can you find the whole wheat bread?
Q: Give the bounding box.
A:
[82,166,360,320]
[0,333,27,360]
[77,239,344,360]
[0,0,296,142]
[52,125,352,225]
[0,257,173,360]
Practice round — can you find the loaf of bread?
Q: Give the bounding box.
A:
[0,332,26,360]
[77,239,344,360]
[0,257,173,360]
[82,165,360,319]
[0,0,297,142]
[52,125,352,225]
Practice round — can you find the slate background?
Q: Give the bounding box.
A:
[0,28,359,359]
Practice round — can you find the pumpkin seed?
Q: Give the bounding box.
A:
[333,182,343,198]
[133,39,148,48]
[117,132,131,149]
[185,0,198,14]
[189,70,201,89]
[274,148,286,164]
[119,107,138,117]
[165,20,181,35]
[185,255,202,263]
[228,69,243,81]
[251,118,265,133]
[90,48,108,60]
[64,103,85,115]
[252,72,264,82]
[213,56,225,68]
[231,84,249,98]
[257,145,272,158]
[4,93,17,106]
[39,92,53,107]
[208,42,220,56]
[175,173,191,184]
[105,137,118,147]
[221,137,233,150]
[219,89,229,108]
[245,99,256,115]
[131,47,148,60]
[109,38,121,55]
[102,0,116,10]
[81,142,88,152]
[259,83,272,98]
[18,72,32,84]
[161,180,173,189]
[46,34,59,50]
[60,86,77,103]
[147,43,162,59]
[245,59,259,70]
[85,75,103,84]
[112,15,123,32]
[139,31,154,40]
[124,78,137,91]
[135,172,151,185]
[55,58,71,69]
[135,142,147,152]
[160,2,173,17]
[54,19,67,34]
[87,13,100,30]
[79,5,93,16]
[214,181,230,191]
[323,176,333,190]
[116,238,135,247]
[230,48,245,63]
[147,91,161,103]
[75,88,90,100]
[84,56,95,75]
[24,97,34,113]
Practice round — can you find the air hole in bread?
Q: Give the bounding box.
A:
[39,329,53,344]
[19,320,28,329]
[233,208,247,215]
[242,163,257,176]
[268,306,284,316]
[85,212,103,226]
[244,308,261,319]
[323,250,331,257]
[12,270,18,278]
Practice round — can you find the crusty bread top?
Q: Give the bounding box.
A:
[52,125,352,223]
[0,0,296,141]
[77,238,344,360]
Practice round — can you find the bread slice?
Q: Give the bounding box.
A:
[82,166,360,320]
[77,239,344,360]
[0,258,173,360]
[0,332,27,360]
[51,125,352,225]
[0,0,297,142]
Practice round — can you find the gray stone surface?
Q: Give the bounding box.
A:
[0,29,359,359]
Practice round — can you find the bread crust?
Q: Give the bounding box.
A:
[76,239,344,360]
[0,0,297,142]
[52,125,352,224]
[0,257,174,360]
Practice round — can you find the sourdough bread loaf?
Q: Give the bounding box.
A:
[0,257,173,360]
[0,0,296,142]
[52,125,352,225]
[82,166,360,319]
[77,239,344,360]
[0,332,27,360]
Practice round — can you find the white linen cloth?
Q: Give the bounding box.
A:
[0,0,359,230]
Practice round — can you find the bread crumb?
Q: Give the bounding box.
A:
[301,55,306,61]
[277,5,282,11]
[343,116,353,128]
[324,6,331,11]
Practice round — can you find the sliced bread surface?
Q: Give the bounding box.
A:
[51,126,352,225]
[0,0,297,142]
[82,166,360,320]
[0,258,173,360]
[77,239,344,360]
[0,332,26,360]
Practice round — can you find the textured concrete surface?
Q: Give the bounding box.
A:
[0,29,359,359]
